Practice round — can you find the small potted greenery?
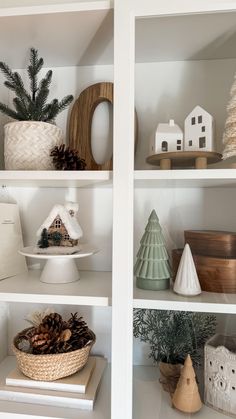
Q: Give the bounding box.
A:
[133,309,216,395]
[0,48,73,170]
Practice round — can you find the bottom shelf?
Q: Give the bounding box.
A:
[133,365,229,419]
[0,357,110,418]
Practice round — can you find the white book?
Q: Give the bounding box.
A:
[6,356,96,394]
[0,357,106,410]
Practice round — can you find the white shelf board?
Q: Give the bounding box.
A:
[135,11,236,63]
[0,356,110,419]
[0,270,111,306]
[134,169,236,188]
[0,170,112,188]
[0,5,113,68]
[134,286,236,314]
[133,365,230,419]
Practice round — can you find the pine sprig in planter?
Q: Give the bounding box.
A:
[133,309,216,366]
[0,48,73,122]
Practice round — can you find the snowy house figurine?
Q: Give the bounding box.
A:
[36,202,83,254]
[150,119,183,154]
[184,106,215,152]
[205,334,236,417]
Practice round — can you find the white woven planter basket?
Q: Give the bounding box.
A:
[4,121,63,170]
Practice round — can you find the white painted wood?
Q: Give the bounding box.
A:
[133,365,232,419]
[0,357,110,419]
[112,1,134,418]
[0,270,111,305]
[0,171,112,188]
[132,0,236,18]
[134,287,236,314]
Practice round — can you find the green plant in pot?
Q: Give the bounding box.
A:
[0,47,73,170]
[133,309,216,395]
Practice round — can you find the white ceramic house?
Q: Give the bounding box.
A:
[184,106,214,151]
[205,334,236,417]
[150,119,183,154]
[36,202,83,251]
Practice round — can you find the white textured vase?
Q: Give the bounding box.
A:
[4,121,63,170]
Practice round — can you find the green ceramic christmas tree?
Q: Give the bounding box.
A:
[134,210,171,290]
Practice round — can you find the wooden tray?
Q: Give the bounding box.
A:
[146,151,222,169]
[172,249,236,293]
[184,230,236,258]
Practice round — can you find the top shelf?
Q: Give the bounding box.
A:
[1,169,236,188]
[0,170,112,188]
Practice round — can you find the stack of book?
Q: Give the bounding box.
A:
[0,356,106,410]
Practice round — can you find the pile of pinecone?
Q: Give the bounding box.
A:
[18,312,93,355]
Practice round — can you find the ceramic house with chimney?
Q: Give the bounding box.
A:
[184,106,214,152]
[204,334,236,417]
[36,202,83,254]
[151,119,183,154]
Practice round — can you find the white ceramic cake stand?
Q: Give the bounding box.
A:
[19,245,98,284]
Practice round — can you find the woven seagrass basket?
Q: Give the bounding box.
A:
[12,327,96,381]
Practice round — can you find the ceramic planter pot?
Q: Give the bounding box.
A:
[4,121,63,170]
[159,361,182,395]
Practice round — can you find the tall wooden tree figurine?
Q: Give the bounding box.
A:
[172,354,202,413]
[134,209,171,290]
[222,72,236,160]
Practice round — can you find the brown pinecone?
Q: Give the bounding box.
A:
[30,313,69,354]
[50,145,86,170]
[67,312,92,350]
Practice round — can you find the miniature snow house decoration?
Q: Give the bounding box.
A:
[151,119,183,154]
[205,334,236,417]
[36,202,83,254]
[184,106,214,152]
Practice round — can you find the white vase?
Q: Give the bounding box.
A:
[4,121,63,170]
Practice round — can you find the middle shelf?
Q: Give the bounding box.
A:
[0,270,112,306]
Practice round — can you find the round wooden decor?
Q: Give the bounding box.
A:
[69,82,113,171]
[146,151,222,170]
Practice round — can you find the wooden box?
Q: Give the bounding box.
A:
[172,249,236,293]
[184,230,236,258]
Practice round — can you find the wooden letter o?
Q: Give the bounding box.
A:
[69,82,113,170]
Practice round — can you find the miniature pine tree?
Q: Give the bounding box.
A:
[172,354,202,413]
[173,244,201,296]
[222,72,236,159]
[51,231,62,246]
[134,209,171,290]
[0,48,73,122]
[38,228,49,248]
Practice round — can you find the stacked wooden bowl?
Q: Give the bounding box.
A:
[172,230,236,293]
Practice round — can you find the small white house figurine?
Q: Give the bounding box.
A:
[150,119,183,154]
[36,202,83,254]
[184,105,215,152]
[173,243,201,296]
[205,334,236,417]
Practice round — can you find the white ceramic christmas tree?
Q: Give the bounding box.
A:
[173,243,201,296]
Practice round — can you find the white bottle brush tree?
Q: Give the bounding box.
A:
[134,209,171,290]
[222,71,236,160]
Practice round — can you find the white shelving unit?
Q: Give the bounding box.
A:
[0,0,236,418]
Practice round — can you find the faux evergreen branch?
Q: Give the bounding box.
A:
[133,309,216,366]
[0,48,73,122]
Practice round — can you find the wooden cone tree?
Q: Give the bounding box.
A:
[223,72,236,159]
[134,209,171,290]
[173,243,201,296]
[172,355,202,413]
